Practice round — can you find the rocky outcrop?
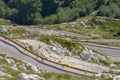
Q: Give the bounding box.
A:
[17,73,45,80]
[18,39,120,76]
[0,71,13,78]
[113,75,120,80]
[81,48,107,64]
[26,63,40,73]
[0,54,45,80]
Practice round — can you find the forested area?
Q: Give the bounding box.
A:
[0,0,120,25]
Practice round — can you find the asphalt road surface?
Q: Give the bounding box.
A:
[81,42,120,60]
[16,26,120,60]
[16,26,91,39]
[0,37,93,76]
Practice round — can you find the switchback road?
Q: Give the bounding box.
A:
[0,36,96,76]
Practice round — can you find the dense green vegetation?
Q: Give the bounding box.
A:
[0,0,120,25]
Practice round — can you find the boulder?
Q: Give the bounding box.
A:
[4,58,11,64]
[19,64,27,71]
[96,54,106,61]
[81,50,92,60]
[0,71,13,78]
[8,58,16,64]
[103,74,113,79]
[0,56,3,59]
[81,21,88,28]
[4,58,16,64]
[41,70,47,74]
[11,64,18,71]
[113,75,120,80]
[17,73,45,80]
[110,63,117,68]
[95,73,102,78]
[52,47,57,51]
[109,69,118,74]
[0,28,7,33]
[26,63,40,73]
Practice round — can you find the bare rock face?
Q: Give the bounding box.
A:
[26,63,40,73]
[17,73,45,80]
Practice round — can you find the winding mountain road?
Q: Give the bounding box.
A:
[1,25,120,76]
[0,36,96,76]
[16,26,91,39]
[16,26,120,60]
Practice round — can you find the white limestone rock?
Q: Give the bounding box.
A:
[110,63,117,68]
[11,64,18,71]
[26,63,40,73]
[19,64,27,71]
[0,71,13,78]
[4,58,16,64]
[52,47,57,51]
[8,58,16,64]
[113,75,120,80]
[17,73,45,80]
[96,54,106,61]
[103,74,113,79]
[95,73,102,78]
[81,49,92,60]
[109,69,118,74]
[0,56,3,59]
[4,58,11,64]
[0,27,7,33]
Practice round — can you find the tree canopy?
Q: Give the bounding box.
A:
[0,0,120,25]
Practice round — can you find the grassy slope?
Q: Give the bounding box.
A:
[37,15,120,39]
[0,18,12,25]
[39,35,84,52]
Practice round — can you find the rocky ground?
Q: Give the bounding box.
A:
[0,54,46,80]
[0,45,120,80]
[18,39,109,73]
[0,25,120,80]
[17,37,120,80]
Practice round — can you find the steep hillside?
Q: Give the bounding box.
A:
[0,23,120,80]
[17,34,120,74]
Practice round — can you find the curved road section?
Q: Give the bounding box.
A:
[81,42,120,60]
[17,26,120,61]
[0,36,96,76]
